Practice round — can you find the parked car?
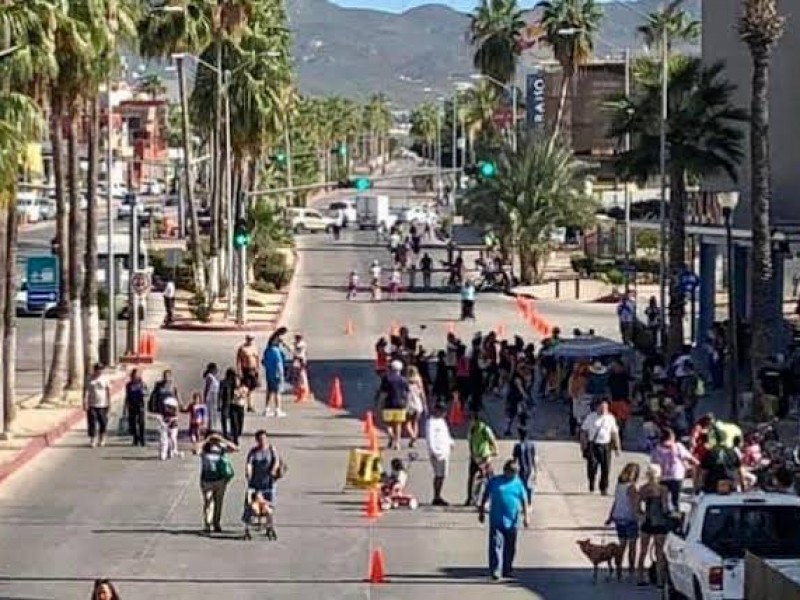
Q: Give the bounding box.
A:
[399,205,438,226]
[141,180,165,196]
[285,207,336,234]
[663,490,800,600]
[16,193,40,223]
[36,198,56,220]
[328,199,358,227]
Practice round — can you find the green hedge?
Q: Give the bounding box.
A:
[570,255,660,277]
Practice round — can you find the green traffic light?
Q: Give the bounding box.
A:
[338,144,347,157]
[354,177,370,191]
[275,152,287,165]
[478,161,496,178]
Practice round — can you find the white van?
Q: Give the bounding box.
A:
[16,192,40,223]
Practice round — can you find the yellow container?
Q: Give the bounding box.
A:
[345,448,383,489]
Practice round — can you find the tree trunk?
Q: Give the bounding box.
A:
[4,197,17,431]
[0,194,7,434]
[66,112,84,391]
[748,43,774,418]
[283,120,295,205]
[518,241,535,285]
[43,100,70,404]
[208,126,219,301]
[553,68,572,140]
[667,167,688,355]
[177,57,206,294]
[83,97,100,373]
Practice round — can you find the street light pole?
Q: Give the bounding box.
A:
[224,70,233,319]
[104,76,116,366]
[720,192,740,421]
[623,47,632,292]
[452,92,458,186]
[658,24,669,349]
[435,100,443,194]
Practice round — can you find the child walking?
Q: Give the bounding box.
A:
[159,397,181,460]
[184,392,209,448]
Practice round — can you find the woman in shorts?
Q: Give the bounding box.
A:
[606,462,641,579]
[637,464,671,587]
[376,360,409,450]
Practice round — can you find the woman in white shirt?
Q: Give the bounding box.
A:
[203,363,221,431]
[404,365,426,447]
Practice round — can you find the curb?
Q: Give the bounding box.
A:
[0,374,128,487]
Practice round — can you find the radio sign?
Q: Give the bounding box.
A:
[526,70,546,128]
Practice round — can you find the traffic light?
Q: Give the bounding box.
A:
[464,160,497,182]
[336,177,371,191]
[233,219,251,250]
[331,143,347,157]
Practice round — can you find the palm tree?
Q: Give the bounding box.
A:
[538,0,603,141]
[0,0,53,424]
[637,0,700,54]
[138,0,213,295]
[463,132,596,283]
[470,0,525,86]
[609,58,747,353]
[409,102,438,160]
[460,80,500,158]
[82,0,138,375]
[739,0,785,415]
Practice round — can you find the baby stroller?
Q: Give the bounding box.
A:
[379,456,419,511]
[242,488,276,541]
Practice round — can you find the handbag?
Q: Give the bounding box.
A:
[215,453,235,481]
[270,444,288,480]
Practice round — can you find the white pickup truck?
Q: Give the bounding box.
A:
[663,491,800,599]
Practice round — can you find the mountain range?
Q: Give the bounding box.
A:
[288,0,701,107]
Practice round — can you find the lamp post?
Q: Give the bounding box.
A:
[719,191,740,421]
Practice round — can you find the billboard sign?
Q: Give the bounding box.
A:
[526,70,546,129]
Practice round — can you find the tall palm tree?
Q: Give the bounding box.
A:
[409,102,438,160]
[138,0,213,295]
[470,0,525,86]
[0,0,54,424]
[609,58,747,353]
[739,0,785,415]
[637,0,700,54]
[82,0,138,375]
[538,0,603,141]
[460,80,500,156]
[463,131,596,283]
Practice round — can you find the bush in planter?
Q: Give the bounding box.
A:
[606,268,625,287]
[254,251,292,290]
[252,280,277,294]
[189,291,212,322]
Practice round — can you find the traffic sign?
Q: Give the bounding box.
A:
[26,256,59,313]
[130,271,151,296]
[679,270,700,294]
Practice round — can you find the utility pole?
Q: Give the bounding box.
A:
[104,76,116,366]
[224,70,234,319]
[658,22,669,349]
[126,196,139,355]
[235,190,247,325]
[451,92,458,186]
[623,47,632,292]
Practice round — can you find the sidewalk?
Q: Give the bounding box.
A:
[0,364,164,486]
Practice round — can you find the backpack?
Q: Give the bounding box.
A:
[148,383,165,414]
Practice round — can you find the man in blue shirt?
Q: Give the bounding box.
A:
[479,459,529,580]
[262,340,285,418]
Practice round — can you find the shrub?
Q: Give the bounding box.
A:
[189,291,212,323]
[606,268,625,287]
[254,251,292,290]
[252,280,277,294]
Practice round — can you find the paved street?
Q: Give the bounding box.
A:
[0,220,658,599]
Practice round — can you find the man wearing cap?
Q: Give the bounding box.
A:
[376,360,409,450]
[236,335,260,412]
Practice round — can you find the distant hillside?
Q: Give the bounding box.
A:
[288,0,701,106]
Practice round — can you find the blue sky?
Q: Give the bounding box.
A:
[330,1,540,12]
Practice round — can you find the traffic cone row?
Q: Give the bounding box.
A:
[364,487,381,519]
[448,392,465,426]
[367,546,386,584]
[515,295,554,338]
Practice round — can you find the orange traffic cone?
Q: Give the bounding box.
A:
[328,377,344,409]
[368,547,386,584]
[495,323,506,337]
[345,319,354,336]
[294,384,309,403]
[367,428,379,453]
[364,488,381,519]
[362,410,375,435]
[448,394,465,426]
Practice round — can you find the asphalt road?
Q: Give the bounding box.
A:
[0,218,658,599]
